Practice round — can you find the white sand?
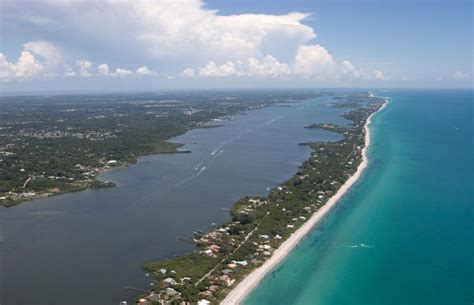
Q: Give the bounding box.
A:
[221,101,387,305]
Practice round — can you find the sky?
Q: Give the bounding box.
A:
[0,0,472,92]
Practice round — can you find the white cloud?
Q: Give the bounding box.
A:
[0,51,43,81]
[129,3,315,62]
[0,40,63,81]
[199,61,241,77]
[1,1,389,85]
[452,71,471,81]
[4,0,316,65]
[341,60,366,79]
[114,68,133,78]
[179,68,195,78]
[76,60,93,77]
[293,45,337,79]
[246,55,291,78]
[135,66,156,76]
[65,62,149,78]
[63,65,76,77]
[11,52,43,78]
[97,63,110,76]
[374,70,387,80]
[23,41,62,67]
[191,49,370,81]
[196,57,292,78]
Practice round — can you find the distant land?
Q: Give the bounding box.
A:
[0,90,319,206]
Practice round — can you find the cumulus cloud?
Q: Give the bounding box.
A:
[293,45,336,79]
[246,55,291,78]
[114,68,133,78]
[63,65,76,77]
[191,48,363,80]
[374,70,387,80]
[197,55,290,78]
[97,63,110,76]
[23,41,62,67]
[1,0,387,84]
[0,51,43,81]
[341,60,366,79]
[135,66,156,76]
[76,60,93,77]
[199,61,241,77]
[63,62,144,78]
[3,0,315,65]
[452,71,471,81]
[179,68,195,78]
[0,40,64,81]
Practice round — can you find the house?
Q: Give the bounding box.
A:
[208,244,221,252]
[49,187,61,193]
[199,290,212,297]
[197,299,211,305]
[203,249,213,256]
[162,277,177,287]
[165,287,179,297]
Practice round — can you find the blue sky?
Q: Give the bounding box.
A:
[0,0,472,92]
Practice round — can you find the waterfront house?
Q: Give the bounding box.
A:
[208,244,221,252]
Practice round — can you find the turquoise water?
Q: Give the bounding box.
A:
[244,90,474,305]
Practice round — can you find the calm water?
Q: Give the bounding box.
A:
[244,90,474,305]
[0,97,349,305]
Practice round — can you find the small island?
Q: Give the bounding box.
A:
[135,96,386,305]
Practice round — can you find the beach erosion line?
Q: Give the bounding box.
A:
[221,100,388,305]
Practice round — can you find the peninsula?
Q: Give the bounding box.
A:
[137,95,386,305]
[0,91,316,207]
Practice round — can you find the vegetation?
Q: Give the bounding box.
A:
[137,94,385,304]
[0,90,323,206]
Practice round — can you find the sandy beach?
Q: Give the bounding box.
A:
[221,100,388,305]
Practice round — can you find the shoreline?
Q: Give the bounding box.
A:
[221,100,388,305]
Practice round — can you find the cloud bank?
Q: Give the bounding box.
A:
[1,0,387,84]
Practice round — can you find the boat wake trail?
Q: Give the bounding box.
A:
[344,243,375,249]
[446,121,460,131]
[263,115,285,126]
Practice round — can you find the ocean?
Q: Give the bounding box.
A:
[243,89,474,305]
